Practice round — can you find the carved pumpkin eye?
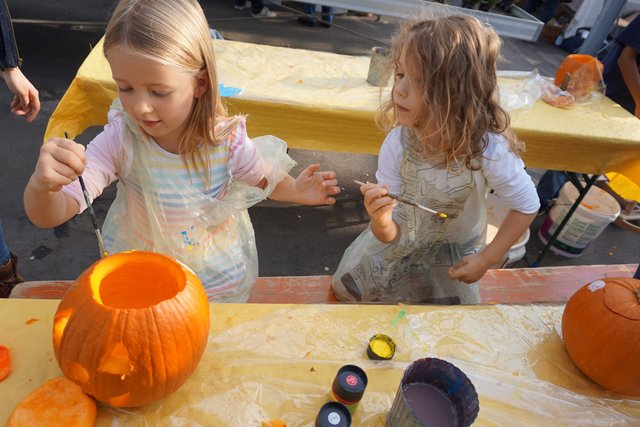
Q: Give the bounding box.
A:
[562,277,640,396]
[52,251,210,407]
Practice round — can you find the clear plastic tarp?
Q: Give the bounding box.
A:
[1,299,639,426]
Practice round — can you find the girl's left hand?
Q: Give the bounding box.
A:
[294,164,340,205]
[448,253,492,283]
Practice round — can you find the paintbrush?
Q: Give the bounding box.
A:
[66,132,109,258]
[354,180,448,219]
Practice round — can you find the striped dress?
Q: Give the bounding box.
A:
[63,101,294,301]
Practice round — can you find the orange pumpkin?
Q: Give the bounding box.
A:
[52,251,210,407]
[562,277,640,396]
[554,54,604,100]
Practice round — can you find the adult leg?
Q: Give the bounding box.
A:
[536,170,569,212]
[0,220,9,266]
[320,6,334,25]
[521,0,541,14]
[250,0,277,17]
[298,3,317,26]
[536,0,560,23]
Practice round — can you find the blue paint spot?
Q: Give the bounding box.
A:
[218,83,242,98]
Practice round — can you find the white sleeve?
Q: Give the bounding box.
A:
[482,133,540,214]
[375,127,404,193]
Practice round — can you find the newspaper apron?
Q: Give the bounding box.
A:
[101,102,294,302]
[332,128,488,304]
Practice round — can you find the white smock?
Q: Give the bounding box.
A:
[332,127,538,304]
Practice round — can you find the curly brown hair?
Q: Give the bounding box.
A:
[378,15,524,170]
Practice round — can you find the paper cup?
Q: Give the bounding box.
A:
[386,357,479,427]
[367,47,393,87]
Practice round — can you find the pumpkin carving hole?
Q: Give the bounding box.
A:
[52,308,72,347]
[98,342,133,376]
[91,255,185,308]
[67,362,90,384]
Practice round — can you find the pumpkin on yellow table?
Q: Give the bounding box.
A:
[554,54,604,101]
[562,277,640,396]
[52,251,210,408]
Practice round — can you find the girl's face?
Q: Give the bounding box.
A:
[107,46,207,152]
[393,47,421,128]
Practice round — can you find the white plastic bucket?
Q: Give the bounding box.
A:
[538,182,620,257]
[486,192,530,267]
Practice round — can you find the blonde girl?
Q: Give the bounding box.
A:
[332,15,539,304]
[24,0,339,302]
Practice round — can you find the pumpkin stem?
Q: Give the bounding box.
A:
[634,288,640,304]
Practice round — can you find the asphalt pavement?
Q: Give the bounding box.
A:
[1,0,637,284]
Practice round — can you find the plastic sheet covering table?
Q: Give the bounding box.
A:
[1,299,639,426]
[44,39,640,198]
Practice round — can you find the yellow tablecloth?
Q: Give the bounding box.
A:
[1,299,638,426]
[44,38,640,199]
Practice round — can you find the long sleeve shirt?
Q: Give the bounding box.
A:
[0,0,20,71]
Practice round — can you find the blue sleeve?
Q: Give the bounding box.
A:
[616,15,640,54]
[0,0,21,70]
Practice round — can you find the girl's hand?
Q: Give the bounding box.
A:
[361,182,397,229]
[448,252,492,283]
[294,164,340,205]
[30,137,86,193]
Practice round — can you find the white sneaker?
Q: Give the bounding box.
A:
[251,7,277,18]
[234,1,251,10]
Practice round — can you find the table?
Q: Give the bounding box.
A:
[44,38,640,182]
[1,299,639,426]
[44,38,640,265]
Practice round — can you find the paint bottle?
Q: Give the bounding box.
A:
[315,401,351,427]
[328,364,368,414]
[367,334,396,360]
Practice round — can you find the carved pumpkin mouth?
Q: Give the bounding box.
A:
[90,253,186,308]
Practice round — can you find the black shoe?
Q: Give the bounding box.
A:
[0,253,24,298]
[298,16,315,27]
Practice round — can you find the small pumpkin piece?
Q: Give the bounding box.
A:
[262,420,287,427]
[7,377,96,427]
[0,345,10,381]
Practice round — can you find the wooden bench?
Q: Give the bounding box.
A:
[9,263,637,304]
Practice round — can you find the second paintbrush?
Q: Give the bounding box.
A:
[354,180,448,219]
[65,132,109,258]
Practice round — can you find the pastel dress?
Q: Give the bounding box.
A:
[63,100,295,302]
[332,127,539,304]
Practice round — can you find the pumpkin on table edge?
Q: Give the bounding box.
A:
[562,277,640,396]
[52,251,210,408]
[554,54,604,100]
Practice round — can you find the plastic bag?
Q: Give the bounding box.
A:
[101,102,296,302]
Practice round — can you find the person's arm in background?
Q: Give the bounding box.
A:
[0,0,40,121]
[617,45,640,118]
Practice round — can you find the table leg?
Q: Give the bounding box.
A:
[529,174,599,267]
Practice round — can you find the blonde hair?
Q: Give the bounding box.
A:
[104,0,242,175]
[378,15,523,170]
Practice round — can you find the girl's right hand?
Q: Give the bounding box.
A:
[360,182,397,228]
[30,137,86,192]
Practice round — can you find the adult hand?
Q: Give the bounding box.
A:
[30,137,86,193]
[448,252,492,283]
[294,164,340,205]
[2,67,41,121]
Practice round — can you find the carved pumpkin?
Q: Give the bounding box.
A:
[554,54,603,100]
[562,277,640,396]
[52,251,210,407]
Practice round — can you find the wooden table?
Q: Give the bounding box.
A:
[1,299,639,425]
